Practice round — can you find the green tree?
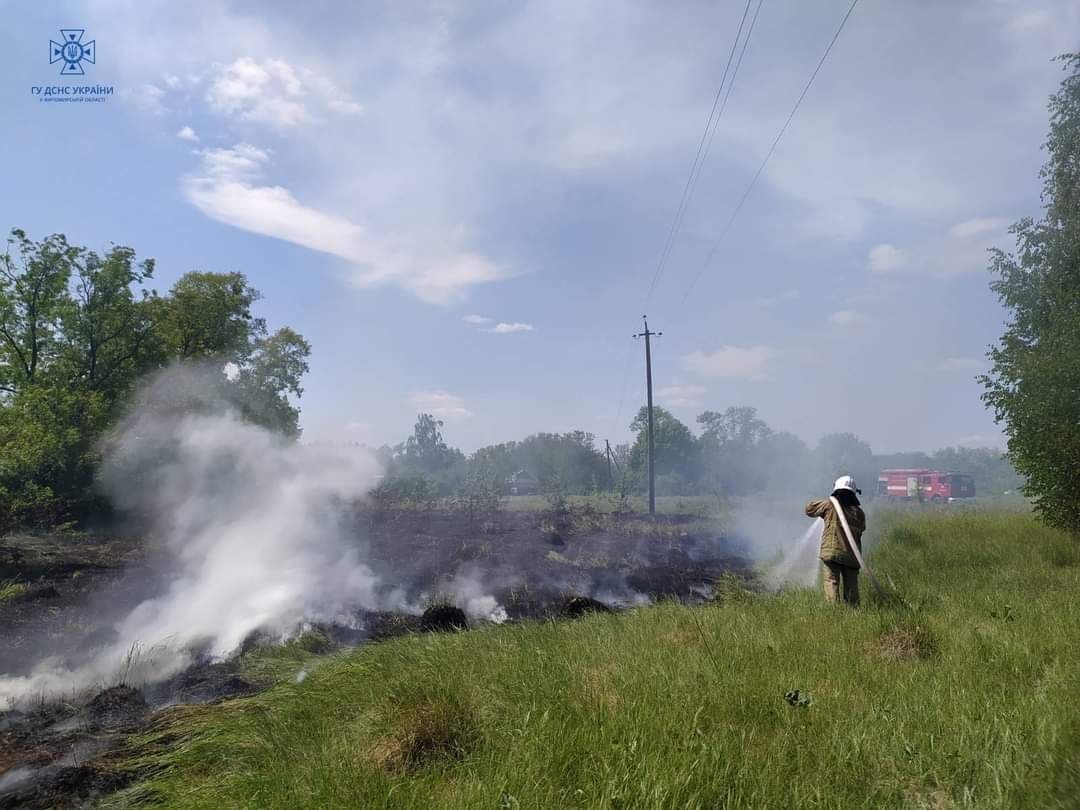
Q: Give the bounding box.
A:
[981,54,1080,534]
[0,385,110,526]
[513,431,606,492]
[160,271,264,360]
[0,230,77,394]
[468,442,519,486]
[231,327,311,436]
[697,406,773,495]
[0,230,311,528]
[813,433,875,494]
[929,446,1023,497]
[628,406,701,494]
[758,430,812,495]
[60,245,161,398]
[402,413,463,473]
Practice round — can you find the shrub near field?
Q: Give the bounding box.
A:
[113,512,1080,809]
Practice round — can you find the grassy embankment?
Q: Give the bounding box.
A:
[111,511,1079,808]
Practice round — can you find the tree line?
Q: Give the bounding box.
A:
[376,405,1023,501]
[0,229,310,529]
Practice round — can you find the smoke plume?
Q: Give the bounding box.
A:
[0,366,388,706]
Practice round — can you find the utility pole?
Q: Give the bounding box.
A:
[634,315,662,515]
[604,439,614,490]
[603,439,622,492]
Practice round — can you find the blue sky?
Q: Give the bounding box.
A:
[2,0,1077,454]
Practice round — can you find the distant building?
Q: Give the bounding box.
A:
[507,470,539,495]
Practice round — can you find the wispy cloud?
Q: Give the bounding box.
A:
[407,390,472,421]
[865,215,1011,280]
[937,356,985,372]
[948,217,1010,239]
[462,315,534,333]
[205,58,361,129]
[176,125,199,142]
[681,346,775,381]
[829,309,866,327]
[182,144,511,304]
[485,322,534,334]
[656,384,707,408]
[868,243,910,273]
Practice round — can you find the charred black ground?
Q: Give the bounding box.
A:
[0,502,750,807]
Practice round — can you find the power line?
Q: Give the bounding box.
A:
[609,0,762,447]
[643,0,758,310]
[677,0,860,310]
[681,0,765,230]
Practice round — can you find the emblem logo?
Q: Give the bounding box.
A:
[50,29,96,76]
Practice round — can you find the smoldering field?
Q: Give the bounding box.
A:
[0,370,782,715]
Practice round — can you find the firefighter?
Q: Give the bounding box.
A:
[805,475,866,606]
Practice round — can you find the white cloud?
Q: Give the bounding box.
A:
[937,357,985,372]
[1006,9,1053,33]
[182,144,510,304]
[865,217,1011,280]
[656,385,707,408]
[868,243,910,273]
[407,391,472,421]
[948,217,1010,239]
[176,125,200,142]
[205,58,362,129]
[485,322,534,334]
[462,315,534,332]
[123,83,167,115]
[829,309,866,327]
[681,346,776,381]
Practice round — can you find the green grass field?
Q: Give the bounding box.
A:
[111,511,1079,809]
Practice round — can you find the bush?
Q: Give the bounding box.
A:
[451,468,503,524]
[370,474,441,511]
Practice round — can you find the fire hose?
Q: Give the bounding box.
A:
[829,495,901,604]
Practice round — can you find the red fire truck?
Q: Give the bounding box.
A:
[875,469,976,503]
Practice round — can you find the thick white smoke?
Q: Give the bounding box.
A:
[0,367,389,707]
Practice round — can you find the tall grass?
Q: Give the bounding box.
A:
[112,512,1079,809]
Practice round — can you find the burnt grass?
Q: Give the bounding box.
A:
[0,505,750,806]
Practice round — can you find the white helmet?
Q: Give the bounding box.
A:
[833,475,861,494]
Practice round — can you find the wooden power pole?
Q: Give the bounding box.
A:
[634,315,662,515]
[604,439,614,490]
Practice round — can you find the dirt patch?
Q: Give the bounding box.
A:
[367,699,479,773]
[870,623,939,661]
